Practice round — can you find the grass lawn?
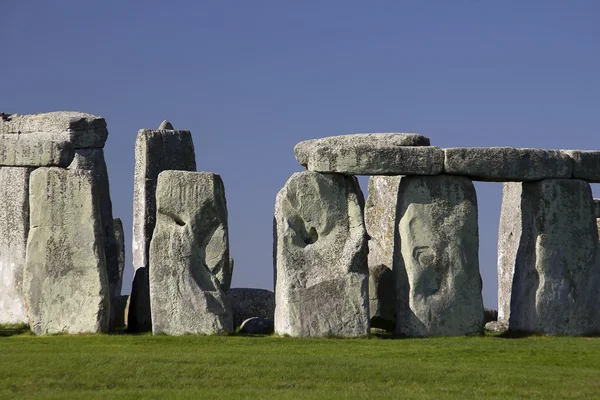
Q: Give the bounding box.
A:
[1,326,599,399]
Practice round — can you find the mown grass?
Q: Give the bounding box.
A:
[0,328,599,399]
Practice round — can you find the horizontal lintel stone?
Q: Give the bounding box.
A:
[0,135,74,167]
[443,147,573,181]
[563,150,600,183]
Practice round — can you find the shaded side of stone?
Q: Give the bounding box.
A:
[497,179,600,335]
[364,176,402,331]
[23,167,109,335]
[149,171,232,335]
[227,288,275,328]
[0,167,32,324]
[394,175,483,337]
[444,147,573,181]
[274,171,370,337]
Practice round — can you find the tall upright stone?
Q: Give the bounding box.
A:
[69,148,121,329]
[0,167,32,324]
[274,171,370,337]
[149,171,232,335]
[130,123,196,331]
[364,175,402,331]
[23,167,109,335]
[497,180,600,335]
[394,175,483,337]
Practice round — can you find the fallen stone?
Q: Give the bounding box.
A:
[565,150,600,182]
[68,148,121,330]
[394,175,484,337]
[0,167,32,324]
[158,120,174,130]
[497,180,600,335]
[444,147,573,181]
[294,133,439,175]
[274,171,370,337]
[0,135,74,167]
[149,171,232,335]
[485,321,507,333]
[239,317,274,334]
[227,288,275,328]
[364,176,402,331]
[23,167,109,335]
[130,127,196,332]
[0,111,108,148]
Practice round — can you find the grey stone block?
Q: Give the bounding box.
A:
[0,111,108,148]
[130,128,196,332]
[227,288,275,329]
[444,147,573,181]
[365,176,402,331]
[0,135,74,167]
[274,172,370,337]
[0,167,32,324]
[294,133,439,175]
[394,175,484,337]
[497,180,600,335]
[149,171,232,335]
[564,150,600,182]
[23,167,109,335]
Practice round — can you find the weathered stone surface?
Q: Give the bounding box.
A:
[239,317,274,334]
[0,135,74,167]
[394,175,483,337]
[485,321,507,333]
[69,148,121,329]
[294,134,440,176]
[0,167,32,324]
[149,171,232,335]
[0,112,108,148]
[23,167,109,335]
[130,128,196,332]
[565,150,600,182]
[444,147,573,181]
[364,176,402,331]
[227,288,275,329]
[274,172,370,337]
[158,120,174,130]
[497,180,600,335]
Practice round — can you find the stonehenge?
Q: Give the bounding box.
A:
[2,111,600,338]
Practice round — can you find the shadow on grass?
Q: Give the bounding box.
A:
[0,324,31,337]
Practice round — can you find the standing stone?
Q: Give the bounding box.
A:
[69,148,121,329]
[274,171,370,337]
[149,171,232,335]
[23,167,109,335]
[114,218,126,294]
[130,125,196,331]
[364,176,402,331]
[0,167,32,324]
[497,180,600,335]
[394,175,483,337]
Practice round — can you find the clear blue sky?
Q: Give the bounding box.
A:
[2,1,599,308]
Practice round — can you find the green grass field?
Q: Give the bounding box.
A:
[1,326,599,399]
